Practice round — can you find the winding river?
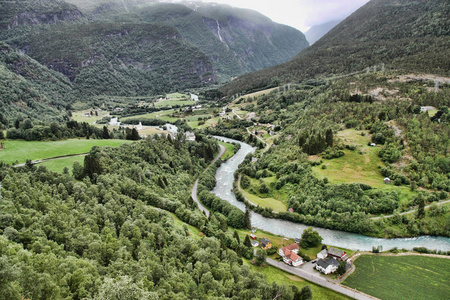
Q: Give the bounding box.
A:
[212,137,450,251]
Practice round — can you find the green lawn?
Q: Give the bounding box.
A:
[40,155,85,173]
[218,141,235,160]
[343,255,450,300]
[0,139,132,164]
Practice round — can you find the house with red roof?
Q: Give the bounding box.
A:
[278,244,303,267]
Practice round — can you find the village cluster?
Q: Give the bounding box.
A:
[250,235,350,275]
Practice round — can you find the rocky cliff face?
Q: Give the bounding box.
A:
[1,0,83,30]
[7,8,83,29]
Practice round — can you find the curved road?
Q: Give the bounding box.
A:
[191,144,226,218]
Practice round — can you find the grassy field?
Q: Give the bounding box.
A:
[72,110,109,124]
[0,139,132,164]
[312,129,417,207]
[218,141,235,160]
[241,176,289,213]
[120,109,179,123]
[40,155,85,173]
[241,188,287,213]
[343,255,450,300]
[246,263,351,300]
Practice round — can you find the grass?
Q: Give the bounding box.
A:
[312,129,417,210]
[218,141,235,160]
[120,109,178,123]
[169,213,202,240]
[246,263,351,300]
[40,155,85,173]
[241,188,287,213]
[242,176,288,213]
[343,255,450,300]
[72,110,109,124]
[155,99,196,108]
[0,139,132,164]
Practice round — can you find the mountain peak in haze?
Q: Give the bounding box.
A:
[305,19,341,45]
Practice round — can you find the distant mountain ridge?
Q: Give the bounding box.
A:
[305,20,341,45]
[0,0,308,100]
[221,0,450,95]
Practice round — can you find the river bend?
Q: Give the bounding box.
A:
[212,137,450,251]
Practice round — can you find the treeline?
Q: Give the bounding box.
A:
[1,118,142,141]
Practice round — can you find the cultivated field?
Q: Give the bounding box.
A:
[343,255,450,300]
[0,139,132,165]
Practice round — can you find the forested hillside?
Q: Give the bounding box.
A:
[0,0,308,102]
[0,136,319,299]
[221,0,450,95]
[0,42,73,121]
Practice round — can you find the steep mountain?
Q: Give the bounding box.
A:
[0,0,308,100]
[0,0,83,30]
[3,22,215,96]
[78,1,309,80]
[221,0,450,95]
[305,19,341,45]
[0,42,73,122]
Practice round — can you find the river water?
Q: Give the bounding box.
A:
[212,137,450,251]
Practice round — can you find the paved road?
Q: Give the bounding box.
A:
[191,144,226,218]
[14,153,88,167]
[370,199,450,220]
[266,258,378,300]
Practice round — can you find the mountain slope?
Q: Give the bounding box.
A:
[0,42,73,121]
[0,0,83,30]
[305,19,341,45]
[221,0,450,95]
[4,22,214,96]
[86,1,309,80]
[1,0,308,97]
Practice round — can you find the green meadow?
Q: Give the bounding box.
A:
[343,255,450,300]
[0,139,132,165]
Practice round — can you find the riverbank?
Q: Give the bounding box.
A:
[209,136,450,251]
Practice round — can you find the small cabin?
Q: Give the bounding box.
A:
[384,177,391,184]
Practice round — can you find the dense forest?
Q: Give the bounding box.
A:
[0,135,318,299]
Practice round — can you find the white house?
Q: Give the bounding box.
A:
[317,249,328,260]
[109,117,121,126]
[283,251,303,267]
[315,258,339,274]
[190,93,199,101]
[185,131,196,141]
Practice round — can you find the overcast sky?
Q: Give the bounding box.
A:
[195,0,370,32]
